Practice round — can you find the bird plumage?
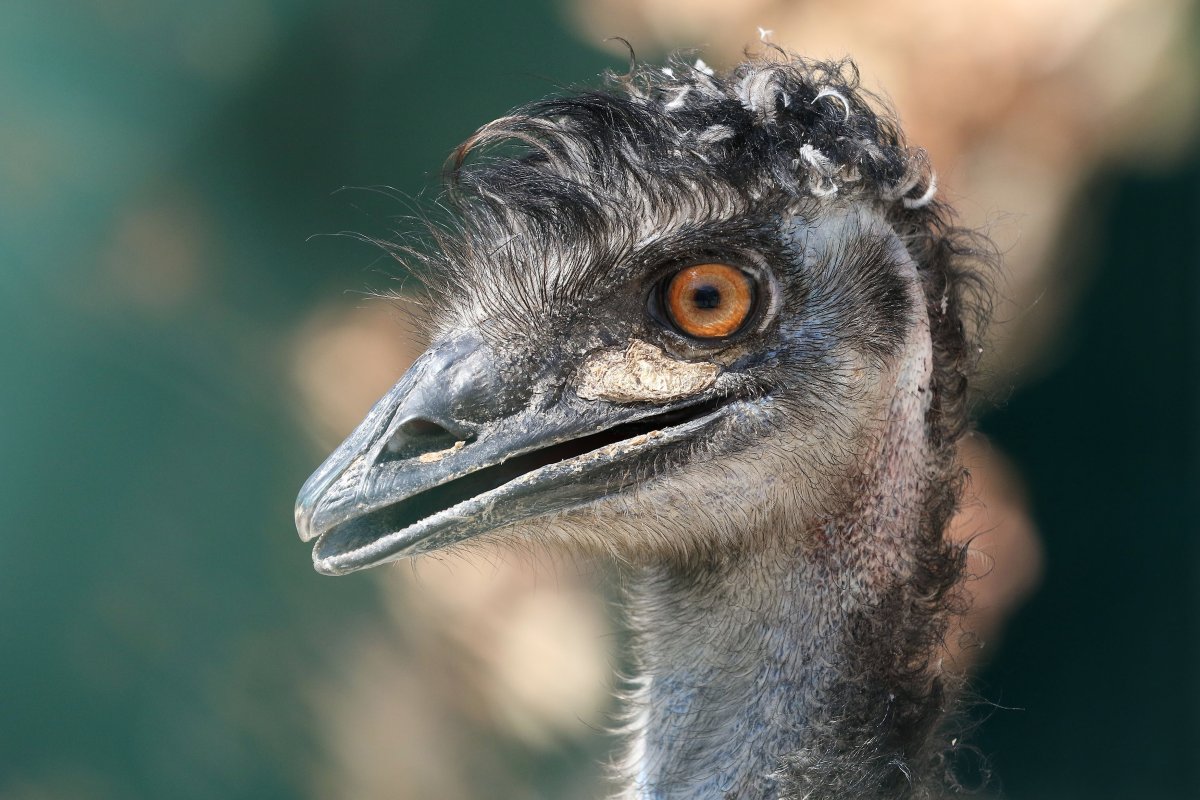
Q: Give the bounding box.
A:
[297,52,993,799]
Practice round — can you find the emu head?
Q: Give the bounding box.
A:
[296,57,979,575]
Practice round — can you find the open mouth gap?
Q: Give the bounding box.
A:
[317,396,727,558]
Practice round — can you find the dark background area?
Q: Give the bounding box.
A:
[976,159,1199,799]
[1,1,1195,798]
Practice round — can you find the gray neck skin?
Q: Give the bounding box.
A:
[628,552,844,800]
[622,416,954,800]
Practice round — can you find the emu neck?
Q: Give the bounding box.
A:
[624,391,955,800]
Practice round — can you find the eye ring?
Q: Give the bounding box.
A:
[660,263,756,340]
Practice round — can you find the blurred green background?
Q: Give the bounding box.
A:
[1,1,1196,799]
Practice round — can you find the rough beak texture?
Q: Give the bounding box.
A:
[296,333,730,575]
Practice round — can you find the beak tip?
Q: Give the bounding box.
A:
[312,554,352,577]
[294,499,320,543]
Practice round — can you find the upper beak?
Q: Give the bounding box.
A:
[295,332,729,575]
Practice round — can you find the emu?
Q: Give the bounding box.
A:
[296,54,990,800]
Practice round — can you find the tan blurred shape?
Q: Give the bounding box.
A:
[391,552,614,745]
[100,187,211,314]
[290,299,426,450]
[308,554,615,800]
[570,0,1199,378]
[947,434,1043,666]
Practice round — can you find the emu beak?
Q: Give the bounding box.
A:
[295,332,728,575]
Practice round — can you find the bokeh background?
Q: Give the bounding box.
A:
[2,1,1197,799]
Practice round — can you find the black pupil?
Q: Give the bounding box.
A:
[691,284,721,310]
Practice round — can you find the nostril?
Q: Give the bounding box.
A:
[399,418,452,439]
[378,416,474,464]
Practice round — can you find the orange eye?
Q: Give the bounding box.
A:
[664,263,755,339]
